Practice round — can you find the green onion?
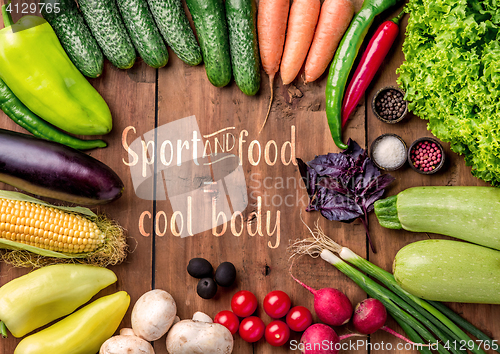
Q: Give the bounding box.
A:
[338,247,485,354]
[428,300,500,354]
[320,250,450,354]
[289,222,492,354]
[394,317,433,354]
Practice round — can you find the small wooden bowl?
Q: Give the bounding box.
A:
[407,137,445,175]
[370,134,407,171]
[372,86,408,124]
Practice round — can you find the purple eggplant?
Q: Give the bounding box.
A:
[0,128,123,205]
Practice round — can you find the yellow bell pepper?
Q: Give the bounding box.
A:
[0,264,117,338]
[14,291,130,354]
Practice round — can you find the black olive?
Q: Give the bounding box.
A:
[197,278,218,299]
[187,258,213,279]
[214,262,237,287]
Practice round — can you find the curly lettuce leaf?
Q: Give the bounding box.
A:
[397,0,500,185]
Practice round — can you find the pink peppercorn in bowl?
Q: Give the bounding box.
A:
[407,137,445,174]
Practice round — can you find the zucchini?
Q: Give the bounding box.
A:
[0,128,123,205]
[374,186,500,251]
[116,0,168,68]
[77,0,136,69]
[393,239,500,304]
[226,0,260,95]
[186,0,232,87]
[147,0,202,66]
[40,0,104,78]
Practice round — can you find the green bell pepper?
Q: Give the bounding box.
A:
[0,264,117,338]
[0,5,112,136]
[14,291,130,354]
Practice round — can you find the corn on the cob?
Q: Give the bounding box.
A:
[0,199,105,254]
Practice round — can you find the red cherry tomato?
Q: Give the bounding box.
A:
[239,316,265,343]
[263,290,291,319]
[214,310,240,335]
[286,306,313,332]
[231,290,258,317]
[265,320,291,346]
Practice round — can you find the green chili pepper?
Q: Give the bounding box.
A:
[0,4,112,136]
[0,264,117,338]
[325,0,403,150]
[0,78,106,150]
[14,291,130,354]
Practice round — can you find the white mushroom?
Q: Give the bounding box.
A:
[192,311,213,323]
[99,335,155,354]
[131,289,177,341]
[119,328,136,336]
[166,312,233,354]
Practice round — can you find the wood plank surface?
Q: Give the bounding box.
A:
[0,0,499,353]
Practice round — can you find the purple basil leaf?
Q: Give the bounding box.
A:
[297,158,317,198]
[297,139,394,232]
[361,174,396,210]
[318,189,363,221]
[318,177,350,195]
[342,139,364,161]
[309,153,351,178]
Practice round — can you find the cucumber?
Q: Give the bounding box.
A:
[77,0,136,69]
[186,0,232,87]
[116,0,168,68]
[393,239,500,304]
[147,0,202,66]
[40,0,104,78]
[374,186,500,251]
[226,0,260,95]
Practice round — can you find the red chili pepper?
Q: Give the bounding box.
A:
[341,10,405,128]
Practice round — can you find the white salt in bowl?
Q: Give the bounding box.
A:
[370,134,407,171]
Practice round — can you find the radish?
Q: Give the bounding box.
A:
[353,298,426,344]
[290,273,352,326]
[300,324,360,354]
[300,324,339,354]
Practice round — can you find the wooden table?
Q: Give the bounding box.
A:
[1,0,499,353]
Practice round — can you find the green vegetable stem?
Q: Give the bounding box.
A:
[326,0,403,149]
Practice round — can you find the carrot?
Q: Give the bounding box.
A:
[304,0,354,83]
[258,0,290,133]
[280,0,321,86]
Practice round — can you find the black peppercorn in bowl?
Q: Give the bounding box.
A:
[407,137,445,175]
[372,86,408,124]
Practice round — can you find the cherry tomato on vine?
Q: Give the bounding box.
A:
[214,310,240,335]
[263,290,291,318]
[265,320,291,346]
[239,316,265,343]
[286,306,313,332]
[231,290,258,317]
